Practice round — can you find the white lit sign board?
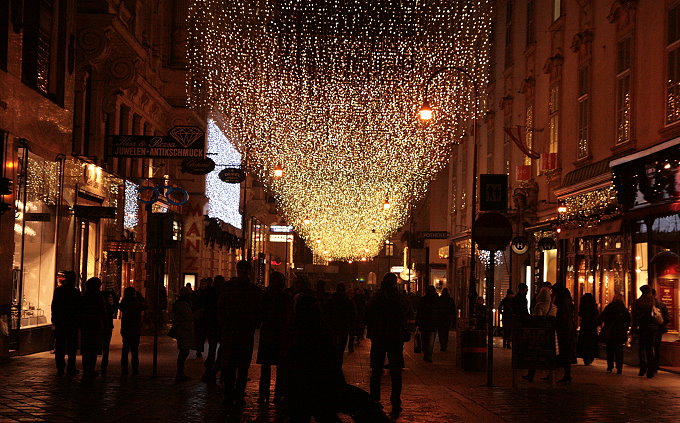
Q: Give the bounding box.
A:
[390,266,405,274]
[270,225,294,233]
[270,234,293,242]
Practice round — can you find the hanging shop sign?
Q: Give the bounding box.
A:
[269,234,293,242]
[417,231,448,239]
[24,212,51,222]
[73,205,117,219]
[137,185,189,206]
[218,167,246,183]
[538,237,556,251]
[474,212,513,251]
[480,174,509,211]
[270,225,294,233]
[511,236,529,254]
[181,157,215,175]
[109,126,205,159]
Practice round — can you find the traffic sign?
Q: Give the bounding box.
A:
[474,212,512,251]
[480,174,508,211]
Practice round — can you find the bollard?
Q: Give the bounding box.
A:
[461,329,487,371]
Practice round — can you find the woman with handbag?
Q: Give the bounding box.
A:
[596,294,630,374]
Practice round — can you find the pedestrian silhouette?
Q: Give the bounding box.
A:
[632,285,664,378]
[257,271,293,406]
[218,260,263,406]
[80,277,107,380]
[100,285,119,375]
[498,288,514,349]
[51,270,81,376]
[202,275,225,384]
[192,277,210,359]
[417,285,439,363]
[326,282,357,365]
[119,286,146,375]
[365,273,409,420]
[552,282,577,383]
[173,286,195,382]
[577,293,599,366]
[436,288,457,352]
[596,293,630,374]
[288,277,389,423]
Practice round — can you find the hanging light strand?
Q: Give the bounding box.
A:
[188,0,493,260]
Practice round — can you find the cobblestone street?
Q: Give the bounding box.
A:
[1,329,680,423]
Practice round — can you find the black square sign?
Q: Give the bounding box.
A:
[479,174,508,211]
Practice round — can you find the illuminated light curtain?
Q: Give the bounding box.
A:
[188,0,493,260]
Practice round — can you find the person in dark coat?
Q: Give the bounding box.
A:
[192,277,209,359]
[474,296,488,331]
[257,271,293,405]
[100,286,119,375]
[326,282,357,365]
[119,287,146,375]
[577,293,599,366]
[202,275,225,384]
[596,293,630,374]
[173,287,195,382]
[365,273,409,421]
[632,285,663,378]
[80,277,108,379]
[552,282,577,383]
[51,270,81,376]
[498,289,514,349]
[436,288,457,352]
[652,288,671,375]
[353,286,369,345]
[510,283,529,317]
[417,285,439,363]
[218,260,263,406]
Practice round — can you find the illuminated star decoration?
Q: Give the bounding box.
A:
[188,0,492,260]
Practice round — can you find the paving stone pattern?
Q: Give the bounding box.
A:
[1,332,680,422]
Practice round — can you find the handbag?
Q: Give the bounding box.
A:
[413,330,422,353]
[651,304,664,325]
[167,324,178,339]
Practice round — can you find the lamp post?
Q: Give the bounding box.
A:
[419,66,479,318]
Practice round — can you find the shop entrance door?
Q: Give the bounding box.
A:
[76,219,99,288]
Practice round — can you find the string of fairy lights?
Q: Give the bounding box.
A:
[187,0,493,260]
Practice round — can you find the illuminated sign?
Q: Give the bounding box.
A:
[270,225,294,233]
[270,234,293,242]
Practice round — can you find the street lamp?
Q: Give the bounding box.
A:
[420,66,479,318]
[274,163,284,178]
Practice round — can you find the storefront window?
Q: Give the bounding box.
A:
[12,151,60,329]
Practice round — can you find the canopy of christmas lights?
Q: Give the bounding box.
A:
[188,0,492,260]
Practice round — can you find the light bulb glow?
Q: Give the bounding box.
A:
[187,1,493,260]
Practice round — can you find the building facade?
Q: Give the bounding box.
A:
[0,0,243,359]
[443,0,680,363]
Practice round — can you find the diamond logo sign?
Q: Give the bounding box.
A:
[109,126,206,159]
[170,126,205,148]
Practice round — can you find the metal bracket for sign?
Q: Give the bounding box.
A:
[138,185,189,206]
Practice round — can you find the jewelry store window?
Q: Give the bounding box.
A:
[12,150,60,330]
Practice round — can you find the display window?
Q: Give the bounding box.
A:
[634,217,680,335]
[12,150,60,330]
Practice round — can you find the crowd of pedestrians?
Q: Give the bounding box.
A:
[500,280,671,383]
[50,261,672,421]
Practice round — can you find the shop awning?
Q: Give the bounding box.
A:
[609,136,680,168]
[558,219,622,239]
[557,158,612,197]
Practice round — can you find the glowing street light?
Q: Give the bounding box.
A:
[273,163,284,178]
[418,100,433,121]
[303,217,311,225]
[383,198,391,210]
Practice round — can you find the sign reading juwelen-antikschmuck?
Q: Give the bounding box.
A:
[109,126,205,159]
